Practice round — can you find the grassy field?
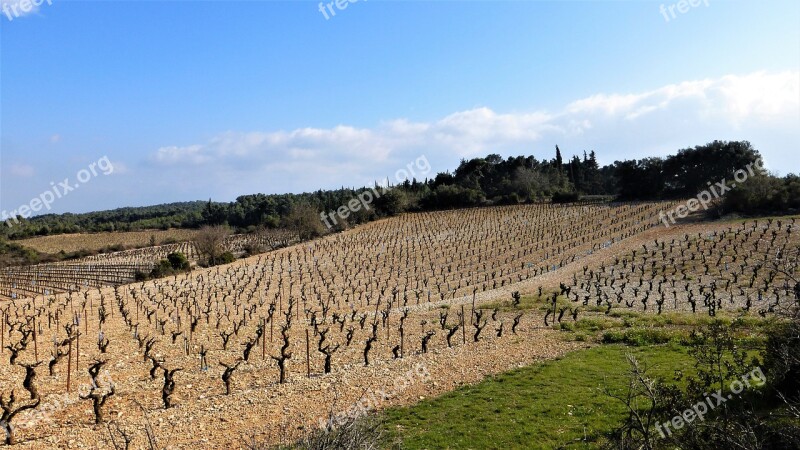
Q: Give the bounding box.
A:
[381,344,695,449]
[379,307,770,449]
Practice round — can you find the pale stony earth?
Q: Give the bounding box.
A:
[8,290,584,450]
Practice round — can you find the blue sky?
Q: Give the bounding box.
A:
[1,0,798,215]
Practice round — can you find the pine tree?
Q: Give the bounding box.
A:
[555,145,563,168]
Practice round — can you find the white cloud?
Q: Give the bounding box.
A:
[148,70,800,190]
[564,71,799,126]
[567,92,649,116]
[716,71,800,124]
[109,161,129,175]
[9,164,35,177]
[49,134,61,144]
[153,145,209,165]
[149,108,557,168]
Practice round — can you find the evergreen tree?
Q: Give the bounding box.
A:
[555,145,563,168]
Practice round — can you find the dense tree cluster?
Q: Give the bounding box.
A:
[1,202,209,238]
[722,173,800,214]
[2,140,793,241]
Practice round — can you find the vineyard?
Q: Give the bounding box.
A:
[0,232,297,302]
[561,217,800,317]
[5,201,795,448]
[0,243,194,301]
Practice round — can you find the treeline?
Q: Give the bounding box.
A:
[1,140,795,240]
[1,201,210,237]
[611,140,799,215]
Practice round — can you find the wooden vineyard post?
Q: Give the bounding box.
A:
[471,294,476,324]
[75,330,80,376]
[400,327,404,358]
[74,314,80,377]
[84,310,88,335]
[32,320,38,362]
[66,338,72,393]
[262,318,266,360]
[461,305,466,345]
[305,329,311,378]
[1,312,4,354]
[188,315,193,353]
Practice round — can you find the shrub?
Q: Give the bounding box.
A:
[242,243,265,257]
[167,252,190,271]
[136,252,191,280]
[552,191,579,204]
[602,328,677,346]
[134,270,149,282]
[605,319,800,449]
[242,414,384,450]
[763,319,800,395]
[219,252,236,265]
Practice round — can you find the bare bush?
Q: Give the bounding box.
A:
[194,225,231,266]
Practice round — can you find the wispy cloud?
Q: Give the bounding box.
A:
[9,164,35,178]
[153,145,209,165]
[149,109,559,171]
[150,71,799,178]
[566,71,799,126]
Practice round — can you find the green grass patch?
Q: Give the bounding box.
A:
[481,290,569,313]
[479,295,539,312]
[381,344,694,449]
[563,317,618,333]
[556,310,769,344]
[602,327,684,346]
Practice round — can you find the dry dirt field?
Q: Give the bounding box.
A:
[6,203,796,449]
[17,231,202,255]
